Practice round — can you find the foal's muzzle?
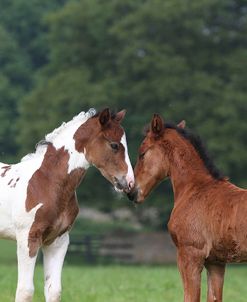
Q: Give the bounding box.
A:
[114,176,134,193]
[127,188,138,203]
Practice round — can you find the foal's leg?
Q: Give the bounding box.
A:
[42,232,69,302]
[205,262,225,302]
[15,234,39,302]
[177,247,205,302]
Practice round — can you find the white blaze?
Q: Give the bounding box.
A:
[121,133,135,187]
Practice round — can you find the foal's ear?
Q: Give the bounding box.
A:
[151,114,164,137]
[177,120,186,129]
[115,109,126,123]
[99,108,110,127]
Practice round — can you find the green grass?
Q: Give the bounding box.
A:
[0,240,16,264]
[1,239,247,301]
[0,264,247,301]
[0,239,247,301]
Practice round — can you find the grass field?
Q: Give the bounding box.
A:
[1,263,247,301]
[1,241,247,301]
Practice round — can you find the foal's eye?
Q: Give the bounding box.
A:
[110,142,119,151]
[139,152,145,160]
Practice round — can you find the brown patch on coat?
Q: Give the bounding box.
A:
[26,145,85,257]
[1,165,11,177]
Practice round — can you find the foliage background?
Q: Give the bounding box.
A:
[0,0,246,228]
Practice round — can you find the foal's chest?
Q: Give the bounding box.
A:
[29,194,79,246]
[46,199,79,244]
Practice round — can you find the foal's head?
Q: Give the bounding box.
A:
[127,114,167,202]
[128,114,186,203]
[75,108,134,193]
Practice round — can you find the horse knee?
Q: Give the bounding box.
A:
[45,282,61,302]
[45,287,61,302]
[15,287,34,302]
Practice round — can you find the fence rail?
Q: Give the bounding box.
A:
[67,232,176,264]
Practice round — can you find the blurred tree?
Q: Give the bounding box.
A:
[0,0,68,162]
[6,0,247,219]
[110,0,247,185]
[0,0,67,70]
[0,26,30,161]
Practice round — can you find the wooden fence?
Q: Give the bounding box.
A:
[67,232,177,264]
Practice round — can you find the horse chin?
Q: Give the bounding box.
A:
[114,185,133,194]
[135,195,145,204]
[133,188,146,204]
[114,186,124,193]
[127,187,143,204]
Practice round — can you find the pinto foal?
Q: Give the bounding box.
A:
[0,108,134,302]
[129,114,247,302]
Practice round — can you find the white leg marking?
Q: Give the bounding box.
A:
[42,232,69,302]
[15,233,38,302]
[121,133,135,188]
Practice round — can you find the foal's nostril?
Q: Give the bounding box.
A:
[114,177,135,193]
[128,180,135,190]
[114,177,128,191]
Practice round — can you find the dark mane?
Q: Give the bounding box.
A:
[165,122,225,180]
[92,110,117,120]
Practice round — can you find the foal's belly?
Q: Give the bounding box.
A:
[208,239,247,263]
[0,199,16,240]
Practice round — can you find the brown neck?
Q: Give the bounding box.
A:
[42,145,86,193]
[164,131,214,202]
[73,118,99,155]
[26,144,86,212]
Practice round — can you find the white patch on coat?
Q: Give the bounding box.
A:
[120,133,135,188]
[21,109,96,173]
[45,109,96,173]
[0,154,45,240]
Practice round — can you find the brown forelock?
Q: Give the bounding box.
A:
[138,129,166,165]
[102,119,124,142]
[92,120,127,174]
[74,116,125,153]
[26,144,85,257]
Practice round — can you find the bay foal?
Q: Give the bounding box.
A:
[129,114,247,302]
[0,108,134,302]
